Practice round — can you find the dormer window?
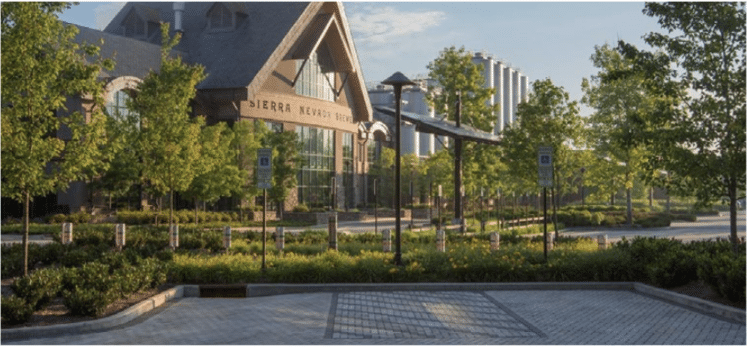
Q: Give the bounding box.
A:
[209,4,232,29]
[121,6,160,40]
[123,9,145,37]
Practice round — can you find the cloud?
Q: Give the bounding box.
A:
[94,2,126,30]
[348,6,446,45]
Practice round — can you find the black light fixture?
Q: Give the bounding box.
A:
[381,72,415,266]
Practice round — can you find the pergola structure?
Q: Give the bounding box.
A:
[373,104,501,232]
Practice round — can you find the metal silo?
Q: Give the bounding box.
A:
[520,75,529,103]
[512,70,521,125]
[471,52,494,106]
[494,61,505,134]
[503,67,513,128]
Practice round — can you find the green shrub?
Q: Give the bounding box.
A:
[63,286,115,317]
[292,204,310,213]
[645,248,698,288]
[69,212,92,224]
[49,214,67,224]
[2,244,28,278]
[60,246,105,268]
[72,226,110,247]
[591,212,605,226]
[697,252,746,303]
[1,295,35,325]
[11,268,64,310]
[635,213,671,228]
[180,230,223,251]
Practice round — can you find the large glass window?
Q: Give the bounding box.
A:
[295,46,335,102]
[342,133,354,208]
[105,89,139,127]
[264,120,283,133]
[296,126,335,208]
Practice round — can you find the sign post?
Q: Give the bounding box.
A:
[538,146,553,262]
[257,148,272,272]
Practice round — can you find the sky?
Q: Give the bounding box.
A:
[58,1,667,117]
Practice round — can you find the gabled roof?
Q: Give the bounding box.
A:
[104,2,307,91]
[126,4,161,24]
[206,2,248,16]
[70,23,166,80]
[102,2,372,121]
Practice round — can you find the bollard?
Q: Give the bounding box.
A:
[61,222,73,245]
[275,227,285,251]
[115,223,126,250]
[598,234,608,250]
[223,226,232,250]
[382,229,391,252]
[546,233,554,251]
[169,224,179,249]
[490,232,500,251]
[436,230,445,252]
[328,212,337,251]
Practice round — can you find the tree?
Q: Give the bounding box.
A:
[1,2,113,275]
[265,130,302,221]
[369,147,395,208]
[182,122,242,221]
[95,87,142,210]
[501,78,585,222]
[425,46,496,131]
[617,2,746,248]
[130,23,206,225]
[424,46,498,219]
[400,153,423,206]
[230,120,267,220]
[582,45,654,226]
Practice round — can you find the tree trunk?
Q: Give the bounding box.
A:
[23,191,30,276]
[626,187,633,227]
[729,175,739,254]
[169,189,174,227]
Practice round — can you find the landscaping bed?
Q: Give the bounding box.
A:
[1,278,173,329]
[2,224,745,327]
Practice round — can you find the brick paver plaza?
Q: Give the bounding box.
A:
[4,288,745,345]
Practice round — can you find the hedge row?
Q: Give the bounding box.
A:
[167,236,745,304]
[116,210,241,225]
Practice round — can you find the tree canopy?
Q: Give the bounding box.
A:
[129,23,206,224]
[1,2,113,275]
[616,2,746,247]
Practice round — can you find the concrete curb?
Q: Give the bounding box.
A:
[633,282,746,324]
[2,282,744,341]
[2,286,184,341]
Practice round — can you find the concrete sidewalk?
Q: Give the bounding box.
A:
[3,283,745,345]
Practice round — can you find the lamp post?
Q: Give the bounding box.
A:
[381,72,415,266]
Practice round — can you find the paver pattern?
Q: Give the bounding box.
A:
[490,290,746,345]
[327,291,543,339]
[3,289,745,345]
